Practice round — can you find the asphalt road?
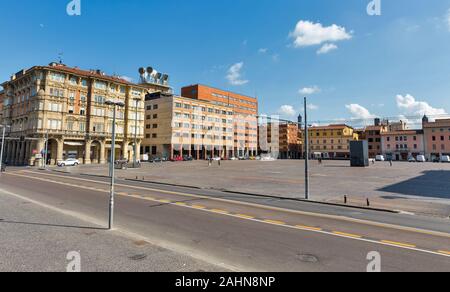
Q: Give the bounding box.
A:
[1,169,450,272]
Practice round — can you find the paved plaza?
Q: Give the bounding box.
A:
[52,160,450,218]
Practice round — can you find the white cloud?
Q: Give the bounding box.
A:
[258,48,268,54]
[396,94,447,116]
[226,62,249,86]
[289,20,352,48]
[307,104,319,110]
[446,9,450,31]
[278,105,297,117]
[317,43,338,55]
[345,104,376,119]
[299,86,321,95]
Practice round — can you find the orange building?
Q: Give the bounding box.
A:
[181,84,258,157]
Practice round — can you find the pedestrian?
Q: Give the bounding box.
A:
[208,157,211,167]
[218,159,221,166]
[389,160,393,167]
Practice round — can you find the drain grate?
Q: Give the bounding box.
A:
[297,254,319,263]
[129,254,147,261]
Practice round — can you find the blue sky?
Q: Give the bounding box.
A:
[1,0,450,125]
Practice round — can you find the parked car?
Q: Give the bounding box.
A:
[440,155,450,163]
[183,155,193,161]
[416,155,426,163]
[408,156,416,162]
[57,158,80,167]
[375,155,385,162]
[170,156,184,162]
[229,157,238,161]
[212,157,222,161]
[432,157,441,163]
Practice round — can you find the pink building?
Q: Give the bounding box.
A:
[381,130,424,161]
[422,117,450,160]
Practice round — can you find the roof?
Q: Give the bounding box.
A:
[309,124,353,130]
[3,63,146,89]
[182,84,258,101]
[381,130,424,135]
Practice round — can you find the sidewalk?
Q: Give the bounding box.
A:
[0,189,225,272]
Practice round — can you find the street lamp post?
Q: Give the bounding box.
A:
[105,100,125,230]
[0,125,11,173]
[304,97,310,200]
[133,98,140,167]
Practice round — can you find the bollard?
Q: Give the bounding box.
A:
[366,199,370,207]
[344,195,347,204]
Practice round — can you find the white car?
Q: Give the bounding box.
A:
[375,155,385,162]
[212,157,222,161]
[57,158,80,167]
[440,155,450,163]
[416,155,426,163]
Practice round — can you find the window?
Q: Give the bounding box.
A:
[94,81,107,90]
[153,114,158,119]
[153,105,158,110]
[152,134,157,138]
[49,72,65,82]
[81,79,88,87]
[152,124,158,129]
[94,95,105,104]
[70,77,78,85]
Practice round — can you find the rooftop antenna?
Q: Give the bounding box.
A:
[58,52,64,64]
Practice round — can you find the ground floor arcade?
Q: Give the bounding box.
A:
[2,135,142,166]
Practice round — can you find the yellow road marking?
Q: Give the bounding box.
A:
[158,199,172,204]
[210,209,229,214]
[296,225,323,231]
[333,231,362,238]
[381,240,416,248]
[191,205,206,209]
[264,220,286,225]
[235,214,255,219]
[438,250,450,256]
[175,202,187,206]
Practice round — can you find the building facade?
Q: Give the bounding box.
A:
[259,121,302,159]
[422,116,450,160]
[308,124,359,159]
[363,119,389,158]
[381,130,424,161]
[142,92,235,160]
[1,63,147,166]
[181,84,258,156]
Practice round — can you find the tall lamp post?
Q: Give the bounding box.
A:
[105,100,125,230]
[133,97,141,168]
[304,97,310,200]
[0,125,11,173]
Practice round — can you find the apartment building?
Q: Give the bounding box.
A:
[363,118,389,158]
[422,116,450,160]
[308,124,359,159]
[1,62,147,166]
[0,90,4,122]
[259,121,302,159]
[381,130,424,161]
[142,92,235,160]
[181,84,258,157]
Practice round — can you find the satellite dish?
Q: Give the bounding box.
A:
[161,74,169,85]
[138,67,145,75]
[146,67,154,75]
